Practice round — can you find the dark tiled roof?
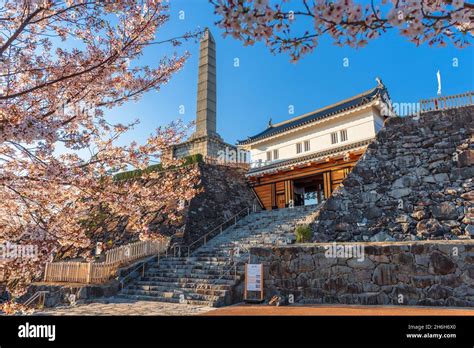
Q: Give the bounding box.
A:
[246,138,373,176]
[238,85,387,145]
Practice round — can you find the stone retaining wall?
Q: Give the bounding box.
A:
[56,162,256,260]
[250,240,474,307]
[313,106,473,242]
[183,163,257,244]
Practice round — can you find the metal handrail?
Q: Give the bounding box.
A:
[188,206,250,256]
[201,207,320,295]
[119,260,148,291]
[170,206,251,257]
[200,245,251,297]
[23,290,49,308]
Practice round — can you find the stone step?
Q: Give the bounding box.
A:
[117,204,321,307]
[133,279,236,290]
[122,287,228,298]
[140,274,241,283]
[158,260,228,265]
[150,266,232,273]
[153,261,230,268]
[116,294,219,307]
[127,284,228,295]
[198,237,290,245]
[162,256,230,262]
[151,263,246,270]
[188,251,230,265]
[121,288,224,301]
[146,268,232,276]
[144,270,239,279]
[131,281,232,291]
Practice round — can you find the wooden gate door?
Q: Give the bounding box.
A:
[277,193,286,209]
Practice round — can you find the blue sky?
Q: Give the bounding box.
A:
[108,0,473,147]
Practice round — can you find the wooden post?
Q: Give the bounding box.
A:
[244,264,248,300]
[271,182,276,208]
[44,263,49,282]
[284,180,294,206]
[61,263,65,282]
[86,263,93,284]
[323,171,332,199]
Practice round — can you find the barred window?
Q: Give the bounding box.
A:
[340,129,348,142]
[331,132,338,144]
[296,143,302,154]
[273,149,279,160]
[266,151,272,161]
[304,140,310,152]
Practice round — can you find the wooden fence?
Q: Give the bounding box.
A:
[420,91,473,113]
[43,239,168,284]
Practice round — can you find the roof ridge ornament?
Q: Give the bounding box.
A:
[375,76,384,89]
[268,118,273,128]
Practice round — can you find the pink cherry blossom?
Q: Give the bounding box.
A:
[211,0,473,61]
[0,1,201,298]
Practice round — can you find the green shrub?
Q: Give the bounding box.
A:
[183,153,203,165]
[295,224,313,243]
[113,154,203,181]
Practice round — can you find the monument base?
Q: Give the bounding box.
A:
[171,134,238,161]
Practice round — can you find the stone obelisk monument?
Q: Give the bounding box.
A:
[194,28,217,138]
[171,28,236,160]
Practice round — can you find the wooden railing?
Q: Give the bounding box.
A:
[420,91,473,113]
[43,239,169,284]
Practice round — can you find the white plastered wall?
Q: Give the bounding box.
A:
[249,107,380,164]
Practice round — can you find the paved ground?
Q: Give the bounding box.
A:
[202,303,474,316]
[36,298,216,316]
[35,299,474,316]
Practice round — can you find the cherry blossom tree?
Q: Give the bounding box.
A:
[211,0,473,61]
[0,1,201,297]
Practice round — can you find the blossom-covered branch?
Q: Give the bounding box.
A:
[0,1,201,297]
[211,0,473,61]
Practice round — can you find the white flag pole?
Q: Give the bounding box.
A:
[437,70,442,96]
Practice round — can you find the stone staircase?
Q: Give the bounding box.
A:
[117,204,320,307]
